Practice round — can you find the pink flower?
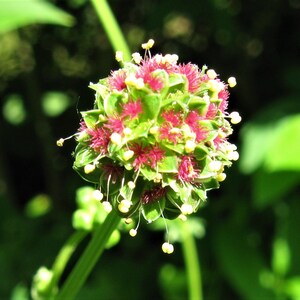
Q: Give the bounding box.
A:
[218,89,229,113]
[148,145,165,168]
[108,70,127,91]
[206,103,218,119]
[131,143,164,170]
[87,126,111,154]
[185,110,208,142]
[104,116,124,134]
[178,156,199,182]
[178,63,201,93]
[121,99,143,119]
[160,123,182,144]
[213,134,226,149]
[161,109,182,127]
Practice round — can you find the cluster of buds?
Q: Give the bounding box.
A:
[59,40,241,252]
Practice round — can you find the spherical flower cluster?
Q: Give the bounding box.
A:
[60,40,241,249]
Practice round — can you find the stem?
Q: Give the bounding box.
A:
[56,210,121,300]
[180,220,203,300]
[90,0,131,61]
[50,230,88,291]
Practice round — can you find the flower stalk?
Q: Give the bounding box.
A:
[56,209,121,300]
[180,220,203,300]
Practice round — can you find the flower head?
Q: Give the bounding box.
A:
[69,39,241,250]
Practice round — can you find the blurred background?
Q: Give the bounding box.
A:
[1,0,299,299]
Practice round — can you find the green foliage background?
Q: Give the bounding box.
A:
[0,0,299,299]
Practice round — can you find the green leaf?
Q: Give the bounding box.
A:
[0,0,75,34]
[74,145,97,167]
[264,114,300,172]
[142,199,165,223]
[253,171,300,209]
[140,93,161,121]
[158,156,178,173]
[239,123,275,174]
[81,109,104,128]
[140,166,157,181]
[103,93,122,116]
[284,277,300,299]
[213,223,274,300]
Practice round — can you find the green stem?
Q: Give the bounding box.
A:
[56,210,121,300]
[50,230,88,292]
[180,220,203,300]
[90,0,131,61]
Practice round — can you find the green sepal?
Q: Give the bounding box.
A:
[89,81,108,110]
[140,93,162,121]
[140,166,157,181]
[104,92,123,116]
[188,95,209,114]
[202,177,220,190]
[142,197,165,223]
[81,109,105,128]
[168,73,187,93]
[158,155,178,173]
[73,144,98,168]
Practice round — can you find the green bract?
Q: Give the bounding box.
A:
[70,47,240,224]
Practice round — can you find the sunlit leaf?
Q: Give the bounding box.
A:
[264,114,300,172]
[0,0,75,34]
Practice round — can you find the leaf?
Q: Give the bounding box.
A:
[0,0,75,34]
[158,156,178,173]
[142,199,165,223]
[284,277,300,300]
[81,109,104,128]
[140,94,161,121]
[264,114,300,172]
[213,222,274,300]
[103,93,122,116]
[253,171,300,209]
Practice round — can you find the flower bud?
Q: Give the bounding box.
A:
[185,140,196,153]
[128,181,136,189]
[229,111,242,124]
[149,126,159,134]
[142,39,155,50]
[110,132,122,145]
[92,190,103,201]
[217,173,227,182]
[207,69,217,79]
[72,209,93,231]
[129,229,137,237]
[208,160,223,172]
[228,77,237,87]
[102,201,112,213]
[118,199,132,213]
[84,164,95,174]
[132,52,142,64]
[123,127,132,135]
[181,203,193,215]
[162,242,174,254]
[32,266,53,293]
[154,173,163,183]
[123,150,134,161]
[56,138,64,147]
[115,51,123,62]
[228,151,239,161]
